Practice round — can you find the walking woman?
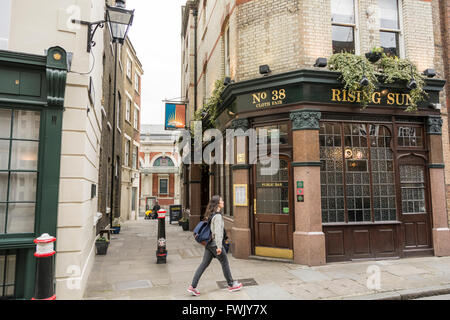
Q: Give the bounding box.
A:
[187,195,243,296]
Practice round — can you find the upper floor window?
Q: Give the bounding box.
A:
[126,58,132,79]
[125,139,130,167]
[132,146,138,170]
[134,72,140,93]
[0,0,11,49]
[133,108,139,129]
[379,0,401,57]
[331,0,357,54]
[154,157,174,167]
[126,99,131,122]
[224,25,230,77]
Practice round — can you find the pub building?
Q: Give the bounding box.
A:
[193,68,450,265]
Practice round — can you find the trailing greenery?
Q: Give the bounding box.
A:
[328,52,377,107]
[328,52,427,112]
[192,78,226,134]
[378,55,426,112]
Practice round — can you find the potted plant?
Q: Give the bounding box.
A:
[180,218,189,231]
[111,218,121,234]
[365,46,384,63]
[95,237,109,255]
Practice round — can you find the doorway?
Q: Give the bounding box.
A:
[253,157,294,259]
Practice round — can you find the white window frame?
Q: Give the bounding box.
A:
[134,72,140,93]
[0,0,11,49]
[126,57,132,80]
[379,0,404,58]
[158,177,169,195]
[132,145,138,170]
[124,138,130,168]
[331,0,360,55]
[224,24,230,77]
[133,108,139,130]
[125,98,131,122]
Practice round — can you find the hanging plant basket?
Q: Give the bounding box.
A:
[365,52,382,63]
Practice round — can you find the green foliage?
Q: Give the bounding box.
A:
[370,46,384,54]
[328,53,377,107]
[96,237,109,242]
[379,55,427,112]
[191,78,226,134]
[328,52,427,112]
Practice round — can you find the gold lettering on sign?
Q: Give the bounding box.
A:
[330,89,412,106]
[252,88,287,108]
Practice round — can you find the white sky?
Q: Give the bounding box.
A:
[126,0,187,125]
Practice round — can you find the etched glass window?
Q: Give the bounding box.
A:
[400,165,426,214]
[370,125,397,221]
[320,123,345,223]
[398,126,423,148]
[344,124,371,222]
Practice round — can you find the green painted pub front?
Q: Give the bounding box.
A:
[0,47,67,299]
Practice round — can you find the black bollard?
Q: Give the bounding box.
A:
[156,209,167,264]
[32,234,56,300]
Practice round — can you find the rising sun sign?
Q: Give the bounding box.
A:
[165,103,186,130]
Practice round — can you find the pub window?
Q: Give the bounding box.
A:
[255,124,289,150]
[397,126,423,148]
[0,250,16,298]
[331,0,357,54]
[159,178,168,195]
[0,109,40,234]
[379,0,402,57]
[400,165,426,214]
[320,122,397,223]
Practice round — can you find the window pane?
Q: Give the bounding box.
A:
[13,110,40,140]
[0,109,11,138]
[332,25,355,54]
[6,202,35,233]
[8,172,37,202]
[10,141,39,170]
[0,173,7,201]
[398,126,423,147]
[379,0,399,29]
[400,165,426,214]
[0,140,9,170]
[331,0,355,24]
[256,159,289,215]
[160,179,168,194]
[380,31,399,57]
[0,204,5,234]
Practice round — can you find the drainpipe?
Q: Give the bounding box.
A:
[193,7,198,113]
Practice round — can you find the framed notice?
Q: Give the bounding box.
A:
[233,184,248,207]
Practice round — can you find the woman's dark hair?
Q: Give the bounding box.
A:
[203,195,221,221]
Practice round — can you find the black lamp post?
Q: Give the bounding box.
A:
[107,0,134,229]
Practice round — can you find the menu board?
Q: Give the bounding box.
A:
[233,184,248,207]
[169,205,182,224]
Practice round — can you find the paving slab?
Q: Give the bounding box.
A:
[288,269,332,282]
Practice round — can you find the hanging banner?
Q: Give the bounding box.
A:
[165,103,186,130]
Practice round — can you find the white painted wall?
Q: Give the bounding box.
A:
[0,0,11,49]
[8,0,105,299]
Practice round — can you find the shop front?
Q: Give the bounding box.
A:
[0,48,67,298]
[214,69,450,265]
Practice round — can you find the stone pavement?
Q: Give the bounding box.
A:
[84,218,450,300]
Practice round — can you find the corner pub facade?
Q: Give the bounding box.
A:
[180,0,450,265]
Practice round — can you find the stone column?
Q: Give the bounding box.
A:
[189,164,202,231]
[426,116,450,256]
[289,110,326,266]
[230,118,252,259]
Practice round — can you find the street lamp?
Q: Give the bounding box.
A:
[108,0,134,229]
[106,1,134,44]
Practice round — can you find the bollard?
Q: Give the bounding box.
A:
[32,233,56,300]
[156,209,167,264]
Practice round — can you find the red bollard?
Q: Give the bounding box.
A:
[32,233,56,300]
[156,209,167,264]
